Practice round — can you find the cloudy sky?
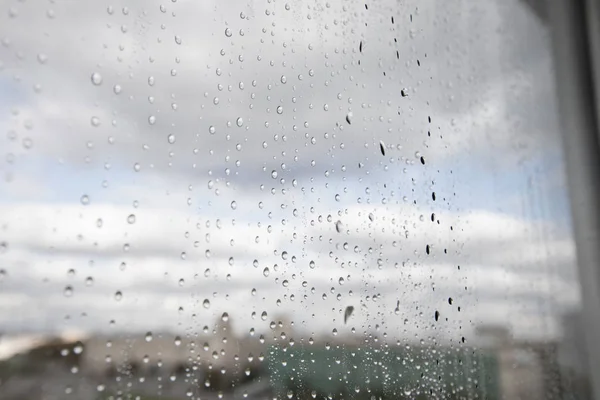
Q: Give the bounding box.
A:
[0,0,581,346]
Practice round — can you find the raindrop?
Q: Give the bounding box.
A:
[203,299,211,309]
[344,306,354,324]
[263,267,270,277]
[379,140,386,156]
[174,336,181,346]
[230,201,237,210]
[145,332,153,342]
[225,27,232,37]
[280,75,287,84]
[64,286,73,297]
[335,220,343,233]
[345,112,352,125]
[401,88,409,97]
[114,291,123,301]
[127,214,136,224]
[221,312,229,322]
[85,277,94,286]
[167,133,176,144]
[277,105,283,114]
[80,195,90,205]
[236,117,243,127]
[90,116,101,127]
[209,125,216,134]
[271,170,278,179]
[91,72,103,86]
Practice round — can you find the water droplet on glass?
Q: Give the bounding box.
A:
[379,140,386,156]
[271,170,278,179]
[37,53,48,64]
[280,75,287,84]
[64,286,73,297]
[114,291,122,301]
[203,299,211,309]
[91,72,103,86]
[335,220,343,233]
[221,312,229,322]
[225,27,232,37]
[90,116,100,127]
[263,267,270,277]
[346,112,353,124]
[145,332,153,342]
[174,336,181,346]
[344,305,354,324]
[167,133,176,144]
[127,214,136,224]
[236,117,243,127]
[80,195,90,205]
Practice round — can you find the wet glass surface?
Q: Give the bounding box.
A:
[0,0,591,399]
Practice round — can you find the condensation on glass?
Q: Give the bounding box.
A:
[0,0,590,399]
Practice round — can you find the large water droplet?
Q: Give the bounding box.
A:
[91,72,103,86]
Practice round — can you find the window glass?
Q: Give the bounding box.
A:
[0,0,590,399]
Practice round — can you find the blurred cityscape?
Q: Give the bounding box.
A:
[0,310,591,400]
